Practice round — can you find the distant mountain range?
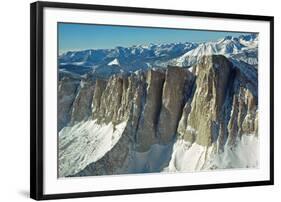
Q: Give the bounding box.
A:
[59,33,258,79]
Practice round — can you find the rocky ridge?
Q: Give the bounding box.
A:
[58,54,258,177]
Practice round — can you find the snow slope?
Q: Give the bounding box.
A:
[108,58,120,66]
[58,120,127,177]
[170,34,258,67]
[164,134,259,172]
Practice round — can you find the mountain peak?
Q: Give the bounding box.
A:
[108,58,120,66]
[239,33,258,42]
[223,35,235,40]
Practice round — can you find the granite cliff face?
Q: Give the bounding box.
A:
[58,77,79,131]
[58,54,258,177]
[178,56,233,147]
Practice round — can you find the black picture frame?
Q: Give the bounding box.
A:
[30,1,274,200]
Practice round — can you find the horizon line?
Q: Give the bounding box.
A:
[59,33,257,55]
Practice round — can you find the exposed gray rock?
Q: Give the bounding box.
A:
[136,70,165,151]
[177,102,193,142]
[178,55,233,146]
[92,72,147,126]
[92,79,107,119]
[70,79,95,125]
[99,75,124,124]
[157,67,194,144]
[57,77,79,131]
[227,65,258,146]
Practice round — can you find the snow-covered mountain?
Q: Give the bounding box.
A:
[59,33,258,79]
[169,34,258,67]
[58,34,259,177]
[59,42,198,78]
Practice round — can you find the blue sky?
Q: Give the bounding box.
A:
[59,23,248,53]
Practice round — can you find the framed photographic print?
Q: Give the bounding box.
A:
[30,1,274,200]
